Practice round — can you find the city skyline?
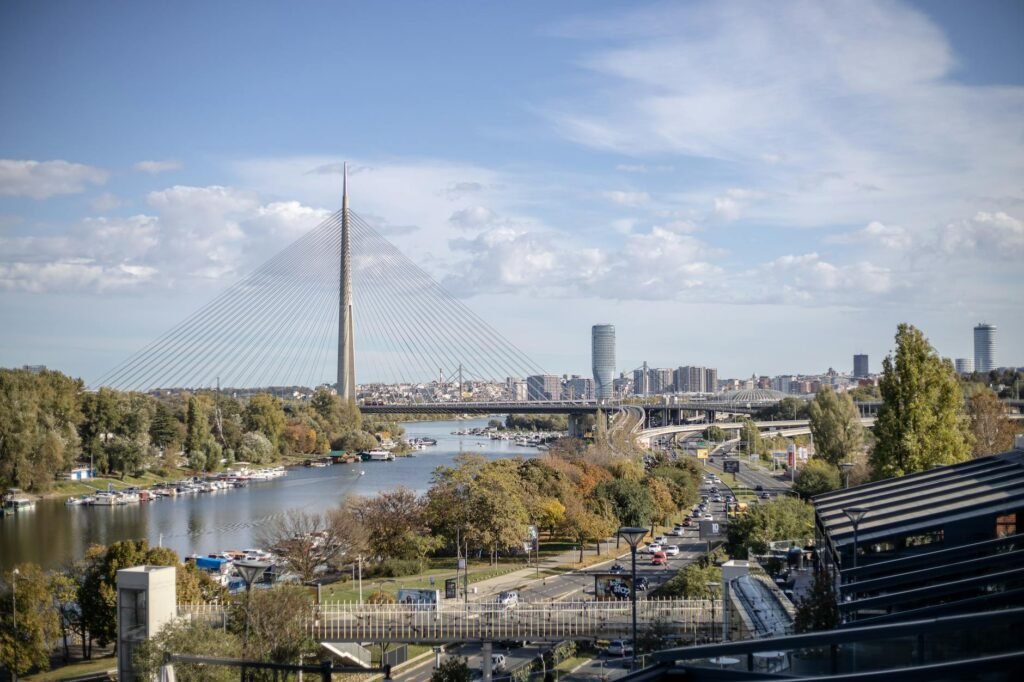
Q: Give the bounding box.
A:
[2,1,1023,382]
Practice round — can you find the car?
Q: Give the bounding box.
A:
[651,554,667,566]
[683,518,694,527]
[496,591,519,608]
[709,486,719,494]
[664,545,680,556]
[491,654,507,672]
[755,484,764,492]
[669,528,684,537]
[761,491,771,499]
[713,495,723,503]
[609,563,624,574]
[654,535,667,545]
[607,640,634,656]
[646,542,662,554]
[702,513,714,520]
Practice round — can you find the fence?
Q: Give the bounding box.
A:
[179,598,717,643]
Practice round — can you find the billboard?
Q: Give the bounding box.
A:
[699,520,721,539]
[723,459,740,473]
[397,588,439,609]
[527,525,539,552]
[787,444,796,467]
[594,574,634,601]
[696,448,709,460]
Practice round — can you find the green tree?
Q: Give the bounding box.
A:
[1,564,61,677]
[594,478,656,527]
[967,389,1016,457]
[150,401,183,449]
[656,548,727,598]
[432,656,472,682]
[134,620,241,682]
[240,585,317,664]
[739,418,765,455]
[794,568,839,632]
[793,459,841,499]
[703,425,726,443]
[237,431,274,464]
[243,394,286,451]
[872,324,972,479]
[808,387,864,466]
[184,396,211,469]
[727,496,814,556]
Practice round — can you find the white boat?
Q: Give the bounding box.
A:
[93,491,119,506]
[365,449,394,461]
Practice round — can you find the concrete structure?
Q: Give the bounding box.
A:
[853,354,869,378]
[526,374,560,401]
[955,357,974,374]
[974,323,997,373]
[117,566,176,682]
[634,362,650,396]
[676,365,706,393]
[591,324,615,401]
[565,375,595,401]
[705,367,718,394]
[337,164,356,400]
[652,367,673,393]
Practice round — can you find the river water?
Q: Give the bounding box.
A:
[0,418,540,571]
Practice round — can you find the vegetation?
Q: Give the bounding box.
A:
[872,324,972,479]
[727,496,815,557]
[792,459,841,499]
[1,564,61,678]
[966,389,1017,457]
[0,367,393,491]
[703,425,726,442]
[656,547,728,599]
[794,568,839,632]
[431,656,472,682]
[756,397,810,421]
[808,387,864,466]
[504,414,568,431]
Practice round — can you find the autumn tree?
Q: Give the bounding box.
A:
[561,497,617,561]
[808,387,864,466]
[256,506,365,582]
[237,585,317,664]
[347,488,435,564]
[872,324,972,479]
[967,389,1016,457]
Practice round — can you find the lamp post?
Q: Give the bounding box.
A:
[235,560,270,644]
[843,507,869,570]
[705,581,720,643]
[11,567,19,682]
[840,462,855,489]
[618,526,648,671]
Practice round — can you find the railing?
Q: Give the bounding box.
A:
[179,598,716,643]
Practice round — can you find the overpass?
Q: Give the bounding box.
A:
[636,418,876,446]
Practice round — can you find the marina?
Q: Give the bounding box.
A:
[0,418,545,571]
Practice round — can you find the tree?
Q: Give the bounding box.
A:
[739,418,765,455]
[150,401,183,449]
[594,479,656,527]
[243,394,286,451]
[432,656,472,682]
[727,496,814,556]
[561,497,616,561]
[134,619,241,682]
[346,488,428,563]
[967,389,1016,457]
[808,387,864,466]
[703,425,726,443]
[184,396,212,470]
[0,564,61,677]
[872,324,972,479]
[239,585,317,664]
[237,431,274,464]
[256,506,365,582]
[793,459,841,499]
[794,568,839,632]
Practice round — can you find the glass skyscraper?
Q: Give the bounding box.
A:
[591,324,615,401]
[974,323,997,373]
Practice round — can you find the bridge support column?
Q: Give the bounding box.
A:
[707,410,716,424]
[482,641,492,682]
[568,412,584,438]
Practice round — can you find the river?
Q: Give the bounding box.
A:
[0,418,541,571]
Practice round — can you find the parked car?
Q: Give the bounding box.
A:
[664,545,680,556]
[607,640,634,656]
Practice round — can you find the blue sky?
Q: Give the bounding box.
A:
[2,0,1022,384]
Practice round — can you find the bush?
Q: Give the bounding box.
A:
[368,558,425,578]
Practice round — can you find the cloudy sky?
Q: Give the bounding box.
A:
[1,0,1022,384]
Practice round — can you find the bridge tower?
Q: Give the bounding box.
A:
[337,164,356,400]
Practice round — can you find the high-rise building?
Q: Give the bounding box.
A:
[853,354,869,378]
[651,368,673,393]
[633,362,650,396]
[526,374,560,401]
[955,358,974,375]
[974,323,997,373]
[591,324,615,401]
[565,376,595,401]
[704,368,718,394]
[674,366,704,393]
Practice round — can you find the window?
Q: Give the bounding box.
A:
[905,529,944,548]
[996,513,1016,538]
[119,588,147,639]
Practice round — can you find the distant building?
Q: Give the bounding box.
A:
[633,362,650,397]
[526,374,560,401]
[675,366,706,393]
[564,375,595,401]
[853,354,869,378]
[651,368,673,393]
[704,368,718,394]
[612,373,631,397]
[955,358,974,375]
[591,324,616,401]
[974,323,997,373]
[512,380,528,401]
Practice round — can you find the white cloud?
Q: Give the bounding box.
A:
[0,159,108,199]
[134,160,182,174]
[939,211,1024,259]
[90,192,123,211]
[712,189,765,222]
[602,190,650,206]
[831,221,913,251]
[449,206,495,229]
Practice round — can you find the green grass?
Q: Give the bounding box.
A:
[554,656,589,673]
[24,656,116,682]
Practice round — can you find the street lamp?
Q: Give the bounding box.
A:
[11,567,19,682]
[705,581,720,643]
[235,560,270,643]
[618,526,648,671]
[843,507,869,570]
[840,462,855,489]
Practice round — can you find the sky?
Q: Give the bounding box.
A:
[1,0,1023,385]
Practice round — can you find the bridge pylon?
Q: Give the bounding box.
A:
[337,163,356,400]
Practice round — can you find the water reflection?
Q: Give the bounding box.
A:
[0,418,538,570]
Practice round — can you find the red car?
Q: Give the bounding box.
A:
[651,551,668,566]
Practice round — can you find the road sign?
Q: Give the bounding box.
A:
[723,459,740,473]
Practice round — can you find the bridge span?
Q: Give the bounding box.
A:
[636,418,877,446]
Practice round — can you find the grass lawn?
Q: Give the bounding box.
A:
[554,655,589,673]
[24,656,116,682]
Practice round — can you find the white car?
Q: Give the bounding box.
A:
[607,640,634,656]
[496,591,519,608]
[664,545,680,556]
[646,542,662,554]
[702,513,714,521]
[654,535,667,545]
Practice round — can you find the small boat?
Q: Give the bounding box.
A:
[93,491,119,506]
